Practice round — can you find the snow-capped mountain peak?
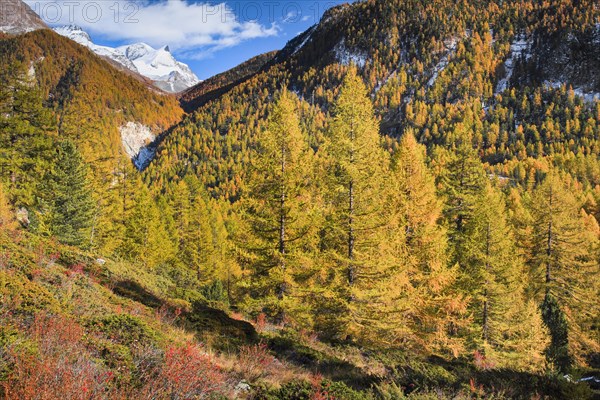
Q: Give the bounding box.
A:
[115,42,200,93]
[53,25,91,42]
[120,42,154,61]
[53,26,200,93]
[53,25,139,73]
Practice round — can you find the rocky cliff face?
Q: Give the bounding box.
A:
[0,0,47,34]
[119,122,158,170]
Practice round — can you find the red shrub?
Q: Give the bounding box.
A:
[2,314,120,400]
[255,312,267,332]
[138,343,227,399]
[68,263,86,275]
[473,350,494,370]
[237,342,277,381]
[310,374,331,400]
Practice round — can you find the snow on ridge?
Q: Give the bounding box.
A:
[427,38,458,88]
[116,43,199,92]
[119,122,157,170]
[54,25,139,73]
[495,34,533,94]
[543,80,600,105]
[292,26,316,56]
[334,39,367,67]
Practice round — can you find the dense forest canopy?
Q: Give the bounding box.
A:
[0,0,599,398]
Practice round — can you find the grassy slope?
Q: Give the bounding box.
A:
[0,225,597,399]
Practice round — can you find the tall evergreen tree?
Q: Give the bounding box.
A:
[529,172,599,369]
[119,184,175,268]
[462,183,547,367]
[172,180,192,253]
[529,173,595,299]
[390,130,467,355]
[240,89,315,322]
[186,192,217,283]
[36,141,95,248]
[463,184,519,345]
[0,63,56,207]
[319,67,395,342]
[438,141,487,263]
[206,198,239,298]
[540,293,571,372]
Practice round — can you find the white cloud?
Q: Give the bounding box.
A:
[282,10,297,23]
[25,0,279,56]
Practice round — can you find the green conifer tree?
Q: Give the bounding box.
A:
[185,192,216,283]
[462,183,547,367]
[120,184,174,268]
[529,172,599,369]
[438,141,487,264]
[172,180,192,252]
[390,130,467,355]
[318,67,395,342]
[37,140,95,248]
[240,89,315,322]
[0,63,56,207]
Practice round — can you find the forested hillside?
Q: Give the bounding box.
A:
[0,29,183,255]
[1,0,599,398]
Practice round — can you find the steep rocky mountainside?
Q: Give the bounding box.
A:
[2,29,182,163]
[0,0,47,34]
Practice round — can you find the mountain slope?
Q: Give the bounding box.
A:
[179,50,276,112]
[1,1,600,396]
[0,27,183,252]
[0,0,47,34]
[54,25,200,93]
[145,0,599,200]
[0,28,183,160]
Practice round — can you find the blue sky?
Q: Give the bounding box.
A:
[27,1,352,79]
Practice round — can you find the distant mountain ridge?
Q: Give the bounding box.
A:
[53,25,200,93]
[0,0,47,34]
[179,51,277,112]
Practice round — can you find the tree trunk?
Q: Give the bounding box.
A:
[546,188,553,292]
[348,180,355,286]
[482,222,491,343]
[278,142,286,300]
[348,120,355,288]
